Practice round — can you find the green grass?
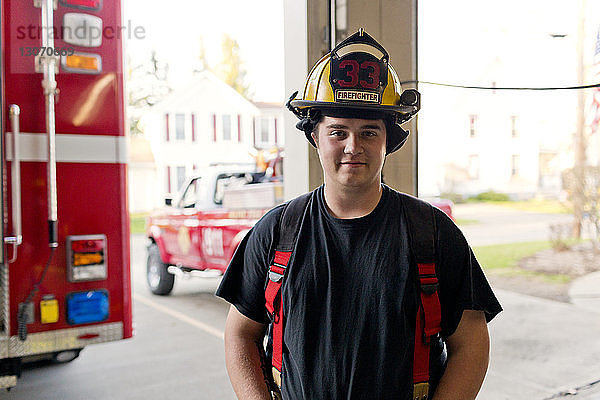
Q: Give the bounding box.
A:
[130,212,148,234]
[455,218,479,226]
[473,240,552,270]
[482,199,571,214]
[473,239,580,282]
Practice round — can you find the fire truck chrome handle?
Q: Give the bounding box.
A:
[5,105,23,263]
[40,0,58,247]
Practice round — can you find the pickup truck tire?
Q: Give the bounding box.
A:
[147,243,175,295]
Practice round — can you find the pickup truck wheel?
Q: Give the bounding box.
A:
[147,243,175,295]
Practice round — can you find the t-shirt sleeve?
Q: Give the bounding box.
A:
[215,206,284,324]
[434,209,503,338]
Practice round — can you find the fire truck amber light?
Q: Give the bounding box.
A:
[60,0,102,10]
[67,291,109,325]
[73,252,103,266]
[62,54,102,74]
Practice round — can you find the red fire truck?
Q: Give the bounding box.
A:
[1,0,132,388]
[146,163,452,296]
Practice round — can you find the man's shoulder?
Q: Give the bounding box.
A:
[254,189,317,231]
[384,186,455,229]
[384,185,437,211]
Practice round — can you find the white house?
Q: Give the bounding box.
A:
[417,4,582,200]
[131,71,283,211]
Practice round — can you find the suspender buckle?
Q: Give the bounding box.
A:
[420,282,439,295]
[269,270,284,283]
[413,382,430,400]
[272,367,282,388]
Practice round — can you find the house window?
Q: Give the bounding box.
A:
[222,115,231,141]
[261,118,270,143]
[469,114,478,138]
[237,114,242,142]
[511,155,519,177]
[510,115,518,138]
[175,114,185,140]
[468,155,480,179]
[176,166,186,191]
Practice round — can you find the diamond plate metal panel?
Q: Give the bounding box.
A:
[8,322,123,357]
[0,264,9,359]
[0,375,17,389]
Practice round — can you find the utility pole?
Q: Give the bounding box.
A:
[574,0,587,238]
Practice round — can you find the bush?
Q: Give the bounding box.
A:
[439,191,465,204]
[469,190,510,202]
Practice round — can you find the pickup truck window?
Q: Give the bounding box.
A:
[179,178,200,209]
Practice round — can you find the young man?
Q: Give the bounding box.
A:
[216,29,502,400]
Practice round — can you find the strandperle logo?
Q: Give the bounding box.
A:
[15,19,146,44]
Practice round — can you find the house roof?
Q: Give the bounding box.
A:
[150,70,260,114]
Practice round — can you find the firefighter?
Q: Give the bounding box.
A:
[216,29,502,400]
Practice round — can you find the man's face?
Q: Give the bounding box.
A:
[312,116,387,190]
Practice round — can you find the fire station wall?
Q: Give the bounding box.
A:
[286,0,418,196]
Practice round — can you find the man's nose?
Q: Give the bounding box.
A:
[344,134,363,155]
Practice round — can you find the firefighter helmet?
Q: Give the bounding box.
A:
[286,28,420,154]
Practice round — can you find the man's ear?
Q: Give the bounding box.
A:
[311,131,319,148]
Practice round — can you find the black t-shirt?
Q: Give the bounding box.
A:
[216,185,502,400]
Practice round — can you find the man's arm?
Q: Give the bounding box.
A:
[224,305,272,400]
[432,310,490,400]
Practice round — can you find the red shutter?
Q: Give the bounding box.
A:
[165,114,170,142]
[166,166,171,193]
[237,114,242,142]
[274,118,278,144]
[191,113,196,142]
[212,114,217,142]
[252,117,256,147]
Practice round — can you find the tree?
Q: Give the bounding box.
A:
[215,33,252,99]
[193,36,209,73]
[127,51,171,135]
[563,166,600,251]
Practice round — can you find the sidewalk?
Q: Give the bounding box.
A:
[479,289,600,400]
[570,271,600,314]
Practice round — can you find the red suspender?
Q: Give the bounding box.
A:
[413,262,442,399]
[264,250,292,387]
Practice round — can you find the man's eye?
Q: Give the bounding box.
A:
[330,130,346,137]
[363,131,377,137]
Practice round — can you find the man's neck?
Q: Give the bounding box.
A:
[323,181,383,219]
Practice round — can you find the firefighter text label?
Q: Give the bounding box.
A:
[19,47,75,57]
[335,90,380,103]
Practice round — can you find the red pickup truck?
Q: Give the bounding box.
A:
[145,167,453,295]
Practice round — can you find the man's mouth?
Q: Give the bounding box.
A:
[340,161,367,166]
